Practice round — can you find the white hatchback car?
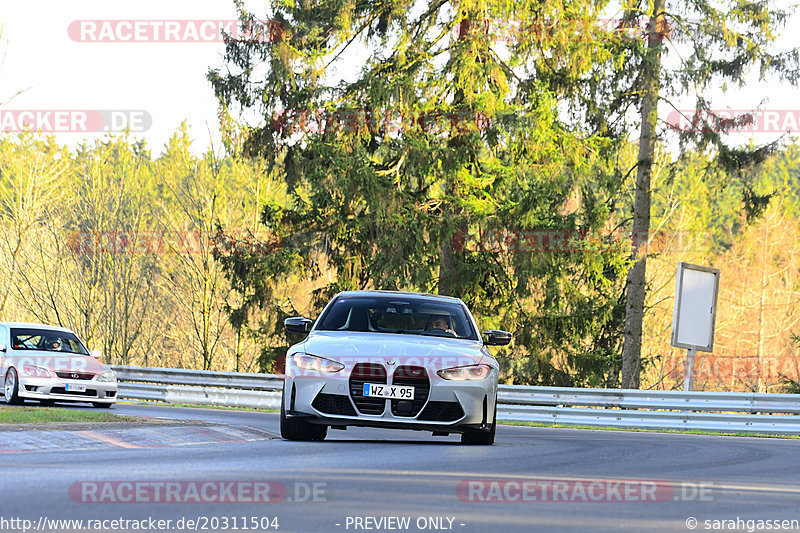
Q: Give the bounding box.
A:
[281,291,510,444]
[0,322,118,408]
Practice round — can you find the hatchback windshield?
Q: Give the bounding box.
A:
[316,295,478,340]
[10,328,90,355]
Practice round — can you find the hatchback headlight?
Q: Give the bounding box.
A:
[22,364,51,378]
[292,354,344,373]
[96,371,117,382]
[437,364,492,381]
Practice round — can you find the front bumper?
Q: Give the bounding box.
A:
[284,369,497,434]
[17,376,118,404]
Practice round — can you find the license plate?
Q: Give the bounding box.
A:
[362,383,415,400]
[65,383,86,392]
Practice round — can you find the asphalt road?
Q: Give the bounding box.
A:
[1,402,800,533]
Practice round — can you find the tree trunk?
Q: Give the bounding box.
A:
[756,223,767,392]
[438,174,456,296]
[621,0,666,389]
[438,83,467,297]
[438,243,455,295]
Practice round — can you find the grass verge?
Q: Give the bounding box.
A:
[499,419,800,439]
[0,405,140,424]
[122,401,278,413]
[124,403,799,438]
[114,402,800,439]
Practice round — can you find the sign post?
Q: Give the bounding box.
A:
[670,262,720,391]
[683,347,696,392]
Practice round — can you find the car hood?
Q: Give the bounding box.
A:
[298,331,490,370]
[5,351,108,374]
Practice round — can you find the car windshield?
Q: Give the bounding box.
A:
[316,295,479,340]
[10,328,90,355]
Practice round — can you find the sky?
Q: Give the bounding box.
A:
[1,0,239,153]
[2,0,798,155]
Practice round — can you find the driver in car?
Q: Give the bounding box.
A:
[425,314,456,336]
[46,337,63,351]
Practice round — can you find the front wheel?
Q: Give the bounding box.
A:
[3,368,23,405]
[280,387,327,441]
[461,396,497,445]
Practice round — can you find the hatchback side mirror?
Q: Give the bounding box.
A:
[90,349,103,360]
[483,330,512,346]
[285,317,313,334]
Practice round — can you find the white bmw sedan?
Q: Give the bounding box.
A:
[281,291,510,444]
[0,322,118,408]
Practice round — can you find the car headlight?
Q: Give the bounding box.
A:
[437,364,492,381]
[292,354,344,373]
[96,371,117,382]
[22,364,51,378]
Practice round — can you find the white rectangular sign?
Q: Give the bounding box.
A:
[670,262,720,352]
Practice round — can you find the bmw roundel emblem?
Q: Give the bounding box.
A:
[387,360,397,366]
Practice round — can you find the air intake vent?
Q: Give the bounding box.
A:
[349,363,387,415]
[312,393,357,416]
[390,365,429,417]
[418,401,464,422]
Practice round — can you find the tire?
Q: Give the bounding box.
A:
[461,395,497,445]
[3,368,23,405]
[280,388,327,441]
[92,402,113,408]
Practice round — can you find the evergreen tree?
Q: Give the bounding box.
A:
[209,0,633,385]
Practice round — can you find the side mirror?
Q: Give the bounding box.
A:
[90,349,103,360]
[483,330,512,346]
[285,317,313,334]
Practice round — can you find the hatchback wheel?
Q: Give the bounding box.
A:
[4,368,23,405]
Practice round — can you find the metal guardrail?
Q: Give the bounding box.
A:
[111,366,800,434]
[111,366,282,409]
[496,386,800,414]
